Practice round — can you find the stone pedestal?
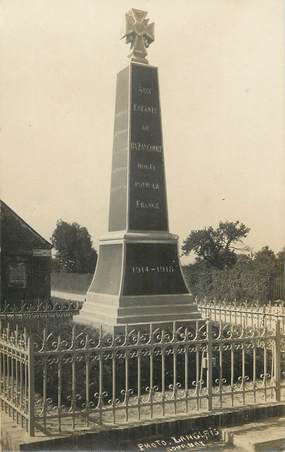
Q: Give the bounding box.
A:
[76,62,200,329]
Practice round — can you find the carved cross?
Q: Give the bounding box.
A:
[122,9,155,64]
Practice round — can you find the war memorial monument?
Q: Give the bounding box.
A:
[1,8,285,451]
[77,9,200,328]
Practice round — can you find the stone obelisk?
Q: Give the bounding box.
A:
[77,9,200,328]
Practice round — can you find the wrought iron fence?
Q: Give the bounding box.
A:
[0,324,35,435]
[1,318,285,436]
[0,300,82,320]
[197,299,285,332]
[0,301,82,334]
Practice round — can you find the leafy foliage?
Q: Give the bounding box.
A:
[182,221,250,270]
[183,247,285,302]
[51,220,97,273]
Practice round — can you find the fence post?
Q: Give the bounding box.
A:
[207,320,213,411]
[274,320,281,402]
[28,336,35,436]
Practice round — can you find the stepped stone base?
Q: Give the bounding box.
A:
[76,293,201,332]
[75,231,201,331]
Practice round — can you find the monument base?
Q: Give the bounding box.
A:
[75,231,201,331]
[76,293,200,330]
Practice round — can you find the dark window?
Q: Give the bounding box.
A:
[8,262,27,288]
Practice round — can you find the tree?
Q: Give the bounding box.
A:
[276,249,285,273]
[275,249,285,300]
[51,220,97,273]
[182,221,250,269]
[253,246,278,301]
[254,246,276,270]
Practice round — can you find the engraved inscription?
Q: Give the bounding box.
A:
[131,142,162,152]
[134,181,159,190]
[123,243,189,295]
[137,162,156,171]
[142,124,149,131]
[129,64,168,231]
[133,104,157,114]
[132,265,175,274]
[138,86,152,96]
[136,200,160,209]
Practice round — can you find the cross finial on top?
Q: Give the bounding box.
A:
[122,9,155,64]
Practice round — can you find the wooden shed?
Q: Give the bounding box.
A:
[0,200,52,309]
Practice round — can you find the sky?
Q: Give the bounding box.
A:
[1,0,285,262]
